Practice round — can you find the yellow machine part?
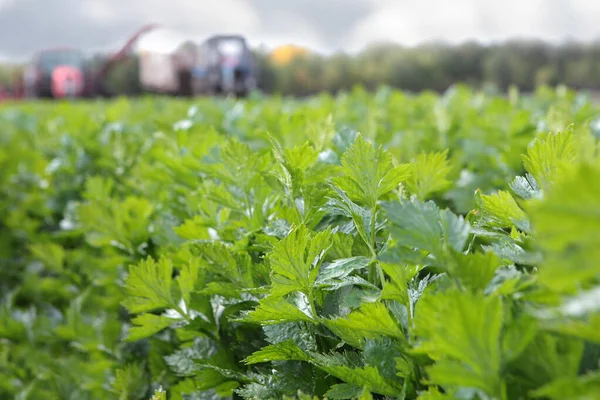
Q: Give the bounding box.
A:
[270,45,310,65]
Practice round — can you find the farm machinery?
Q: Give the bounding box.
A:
[14,24,160,100]
[3,25,258,101]
[139,33,258,97]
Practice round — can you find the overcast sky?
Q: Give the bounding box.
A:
[0,0,598,60]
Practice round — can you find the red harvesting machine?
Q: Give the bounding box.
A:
[4,24,160,101]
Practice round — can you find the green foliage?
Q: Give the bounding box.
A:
[414,291,506,397]
[6,40,600,97]
[529,163,600,292]
[1,87,600,400]
[112,363,150,400]
[332,134,411,208]
[122,257,178,314]
[149,387,167,400]
[406,150,452,200]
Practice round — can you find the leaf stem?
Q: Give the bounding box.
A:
[173,304,192,322]
[499,381,508,400]
[244,187,255,222]
[369,205,377,250]
[307,291,318,319]
[367,205,385,286]
[376,264,386,287]
[293,192,303,224]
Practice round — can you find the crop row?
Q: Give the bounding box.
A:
[1,86,600,399]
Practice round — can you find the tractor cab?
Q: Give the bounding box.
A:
[26,48,88,98]
[193,35,256,96]
[134,27,257,97]
[37,49,86,73]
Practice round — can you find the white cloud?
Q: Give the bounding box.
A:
[348,0,600,52]
[0,0,599,59]
[81,1,117,24]
[90,0,264,54]
[349,0,481,49]
[135,0,260,33]
[0,0,16,10]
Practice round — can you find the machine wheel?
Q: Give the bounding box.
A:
[38,87,53,99]
[235,89,248,98]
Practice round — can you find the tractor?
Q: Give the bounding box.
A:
[22,48,88,98]
[4,25,258,101]
[192,34,258,97]
[138,33,257,98]
[18,24,160,100]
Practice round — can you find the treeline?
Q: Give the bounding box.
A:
[253,39,600,95]
[2,39,600,96]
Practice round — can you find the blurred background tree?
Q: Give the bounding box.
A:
[252,39,600,95]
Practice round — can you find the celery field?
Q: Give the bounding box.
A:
[2,86,600,400]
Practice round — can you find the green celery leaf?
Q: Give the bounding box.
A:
[510,173,542,200]
[199,282,243,299]
[243,339,309,364]
[383,198,470,265]
[501,314,538,363]
[237,362,316,399]
[439,208,472,252]
[323,302,404,349]
[174,216,211,240]
[178,256,200,307]
[268,136,319,200]
[379,263,424,306]
[510,333,584,391]
[263,322,319,352]
[122,257,177,314]
[29,242,65,273]
[483,240,543,266]
[475,189,528,229]
[384,199,442,254]
[357,386,376,400]
[332,133,411,207]
[364,338,404,381]
[522,129,576,190]
[112,363,149,400]
[406,150,452,200]
[413,290,505,397]
[312,354,403,397]
[324,383,362,399]
[545,313,600,344]
[195,242,255,288]
[320,276,380,292]
[416,387,453,399]
[327,186,383,255]
[532,370,600,400]
[317,256,372,284]
[529,163,600,292]
[239,296,314,325]
[447,251,501,292]
[164,337,218,377]
[269,225,332,297]
[126,314,182,342]
[194,369,233,392]
[327,232,355,260]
